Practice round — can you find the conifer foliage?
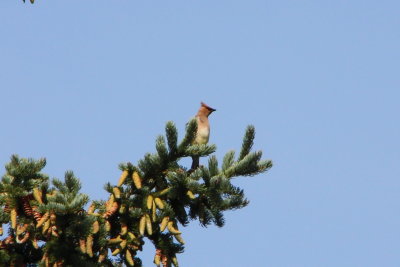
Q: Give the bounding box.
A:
[0,119,272,266]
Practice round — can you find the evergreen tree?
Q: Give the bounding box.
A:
[0,119,272,266]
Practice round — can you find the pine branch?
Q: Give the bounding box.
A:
[156,135,169,163]
[222,150,235,171]
[177,118,197,154]
[239,125,255,160]
[165,121,178,157]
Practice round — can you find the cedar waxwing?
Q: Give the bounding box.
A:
[191,102,216,170]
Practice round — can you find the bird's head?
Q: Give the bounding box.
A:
[199,102,216,117]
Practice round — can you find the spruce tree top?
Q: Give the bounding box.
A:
[0,119,272,267]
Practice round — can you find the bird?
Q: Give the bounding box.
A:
[190,102,216,171]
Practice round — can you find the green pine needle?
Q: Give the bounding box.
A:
[222,150,235,171]
[178,118,197,153]
[165,121,178,156]
[239,125,255,160]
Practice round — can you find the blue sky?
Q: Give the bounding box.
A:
[1,1,399,266]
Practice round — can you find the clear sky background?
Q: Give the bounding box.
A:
[1,1,399,266]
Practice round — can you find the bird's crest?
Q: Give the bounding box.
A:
[200,102,216,112]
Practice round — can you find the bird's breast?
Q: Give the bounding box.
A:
[195,126,210,144]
